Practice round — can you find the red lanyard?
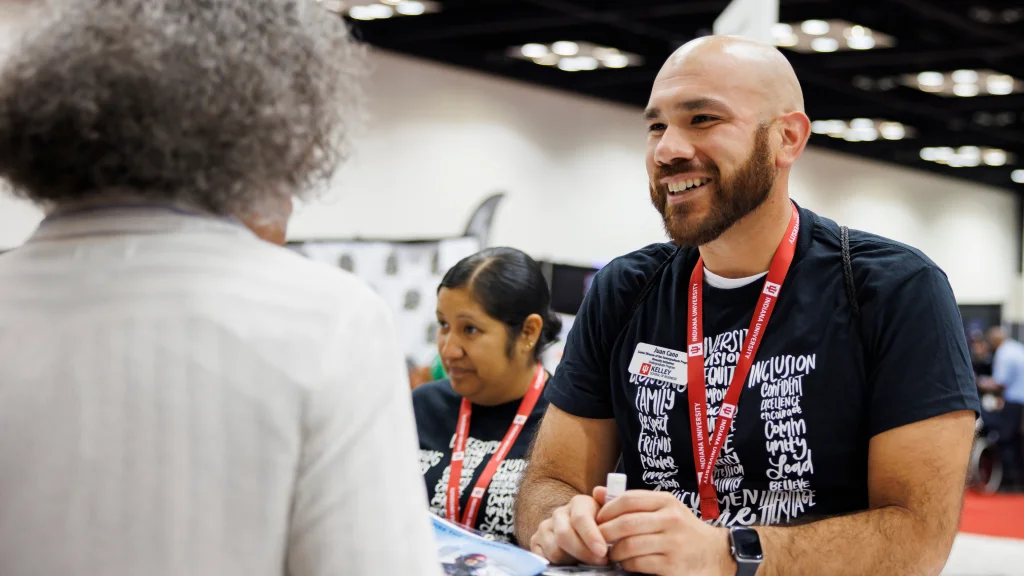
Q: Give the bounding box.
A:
[686,203,800,520]
[447,363,547,528]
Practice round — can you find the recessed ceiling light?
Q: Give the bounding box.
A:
[801,20,830,35]
[934,147,955,162]
[811,37,839,52]
[847,36,875,50]
[984,149,1008,166]
[776,34,799,47]
[774,19,895,53]
[903,69,1019,97]
[772,23,794,38]
[952,69,979,84]
[879,122,905,140]
[826,120,847,136]
[574,56,599,71]
[520,43,548,58]
[556,58,579,72]
[917,72,944,87]
[811,120,832,134]
[817,119,914,141]
[921,146,1012,169]
[348,5,377,19]
[986,75,1015,95]
[856,128,878,141]
[1012,169,1024,184]
[603,54,630,68]
[395,1,426,15]
[953,83,980,97]
[551,41,579,56]
[367,3,394,18]
[844,25,870,38]
[810,120,848,136]
[534,53,559,66]
[510,41,641,71]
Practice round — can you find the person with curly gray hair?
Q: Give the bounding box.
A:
[0,2,441,575]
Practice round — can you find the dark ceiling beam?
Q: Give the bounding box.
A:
[817,45,1024,70]
[392,1,729,44]
[391,15,581,43]
[521,0,835,45]
[520,0,690,44]
[795,68,1024,147]
[892,0,1024,51]
[935,93,1024,113]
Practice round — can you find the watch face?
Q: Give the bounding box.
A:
[731,528,763,560]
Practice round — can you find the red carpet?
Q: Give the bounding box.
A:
[959,491,1024,540]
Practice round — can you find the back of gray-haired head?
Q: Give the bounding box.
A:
[0,0,365,217]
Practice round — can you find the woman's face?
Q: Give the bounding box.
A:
[436,286,531,405]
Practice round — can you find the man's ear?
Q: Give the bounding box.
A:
[775,111,811,169]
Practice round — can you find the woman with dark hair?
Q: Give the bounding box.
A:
[414,247,563,544]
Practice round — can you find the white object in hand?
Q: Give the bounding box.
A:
[605,473,627,502]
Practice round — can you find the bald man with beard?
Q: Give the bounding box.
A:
[515,36,979,576]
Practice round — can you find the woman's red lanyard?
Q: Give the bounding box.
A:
[446,363,548,528]
[686,203,800,521]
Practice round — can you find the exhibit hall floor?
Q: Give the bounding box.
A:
[942,492,1024,576]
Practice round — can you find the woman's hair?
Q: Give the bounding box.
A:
[439,247,563,362]
[0,0,365,217]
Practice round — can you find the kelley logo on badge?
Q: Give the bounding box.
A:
[628,343,688,387]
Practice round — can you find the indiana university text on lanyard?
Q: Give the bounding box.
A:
[446,363,548,528]
[687,203,800,521]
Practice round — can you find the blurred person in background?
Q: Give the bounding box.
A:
[982,327,1024,491]
[970,329,993,379]
[413,248,562,544]
[0,1,439,575]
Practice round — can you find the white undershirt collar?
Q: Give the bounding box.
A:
[703,267,767,290]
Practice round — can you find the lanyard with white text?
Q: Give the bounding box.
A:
[446,363,548,528]
[686,203,800,521]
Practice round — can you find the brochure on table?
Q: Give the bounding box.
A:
[431,514,635,576]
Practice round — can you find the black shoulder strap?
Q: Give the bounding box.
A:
[614,246,681,343]
[628,246,681,317]
[840,225,860,320]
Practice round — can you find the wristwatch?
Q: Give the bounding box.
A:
[729,527,763,576]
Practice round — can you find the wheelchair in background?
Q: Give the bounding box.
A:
[968,394,1004,494]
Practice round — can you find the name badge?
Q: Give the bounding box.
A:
[628,342,688,387]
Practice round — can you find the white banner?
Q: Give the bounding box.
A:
[713,0,780,45]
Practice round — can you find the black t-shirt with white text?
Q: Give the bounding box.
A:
[413,379,548,544]
[545,203,980,527]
